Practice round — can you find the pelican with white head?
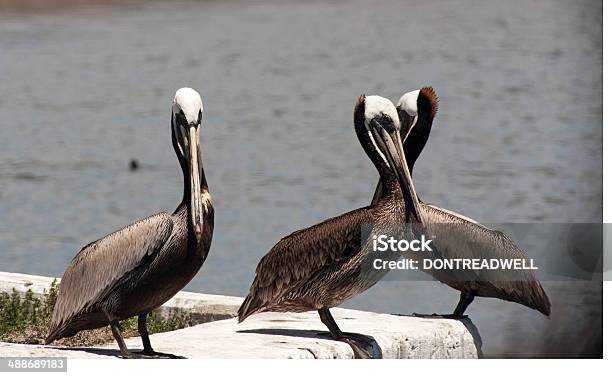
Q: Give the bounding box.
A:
[171,87,206,242]
[356,95,423,224]
[396,89,420,140]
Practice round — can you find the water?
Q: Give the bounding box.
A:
[0,0,602,357]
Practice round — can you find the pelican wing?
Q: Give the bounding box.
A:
[422,202,523,267]
[422,203,550,315]
[47,213,174,340]
[238,208,372,321]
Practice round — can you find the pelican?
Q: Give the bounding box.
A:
[372,87,550,318]
[45,88,214,358]
[238,95,424,358]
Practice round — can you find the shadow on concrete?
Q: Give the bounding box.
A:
[46,346,121,358]
[46,346,186,359]
[458,317,483,358]
[237,328,383,358]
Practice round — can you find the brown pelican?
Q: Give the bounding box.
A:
[372,87,550,318]
[45,88,214,358]
[238,94,424,359]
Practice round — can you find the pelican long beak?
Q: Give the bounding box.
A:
[187,126,204,242]
[398,111,416,142]
[370,118,424,224]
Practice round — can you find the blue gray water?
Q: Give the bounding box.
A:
[0,0,602,357]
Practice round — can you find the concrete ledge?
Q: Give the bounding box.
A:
[0,272,480,358]
[0,308,480,359]
[0,271,242,322]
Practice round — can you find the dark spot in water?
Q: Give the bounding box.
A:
[12,173,46,182]
[129,159,139,171]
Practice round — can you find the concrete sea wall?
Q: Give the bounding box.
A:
[0,272,480,358]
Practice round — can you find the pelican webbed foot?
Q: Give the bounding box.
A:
[119,351,156,359]
[317,308,375,359]
[133,349,186,359]
[410,291,475,319]
[135,313,186,359]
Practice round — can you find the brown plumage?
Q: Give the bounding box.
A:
[416,204,550,315]
[372,87,550,317]
[239,94,424,358]
[46,213,174,342]
[419,86,438,118]
[46,88,214,358]
[239,208,375,319]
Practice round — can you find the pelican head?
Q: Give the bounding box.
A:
[396,87,439,142]
[172,87,205,242]
[396,90,419,140]
[355,94,423,223]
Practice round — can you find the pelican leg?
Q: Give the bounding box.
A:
[452,291,474,317]
[411,291,473,319]
[138,314,154,354]
[318,308,373,359]
[109,320,152,359]
[134,313,185,359]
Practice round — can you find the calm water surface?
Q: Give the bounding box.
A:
[0,0,602,357]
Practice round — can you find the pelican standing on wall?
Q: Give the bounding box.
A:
[46,88,214,358]
[372,87,550,317]
[238,95,424,358]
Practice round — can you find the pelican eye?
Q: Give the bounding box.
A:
[375,114,396,133]
[176,109,188,125]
